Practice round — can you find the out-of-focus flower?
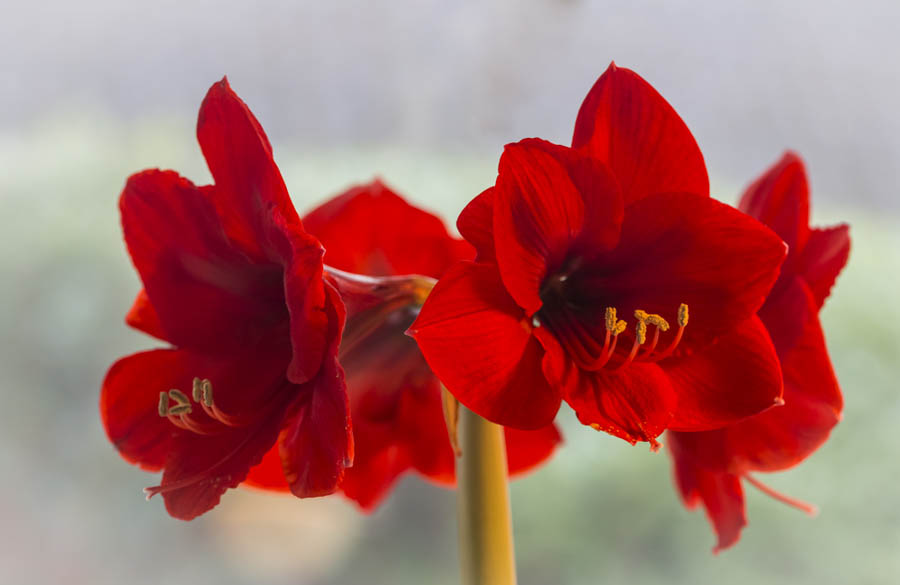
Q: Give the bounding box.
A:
[667,152,850,552]
[101,78,352,520]
[410,64,787,447]
[244,180,562,509]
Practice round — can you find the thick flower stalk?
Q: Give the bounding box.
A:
[411,63,788,447]
[101,78,352,519]
[667,152,850,551]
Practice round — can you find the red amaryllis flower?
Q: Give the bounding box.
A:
[667,152,850,552]
[100,78,352,520]
[410,63,788,446]
[243,180,562,509]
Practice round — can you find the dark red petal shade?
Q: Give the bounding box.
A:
[410,261,562,429]
[303,179,474,277]
[196,77,301,262]
[120,170,290,353]
[670,444,747,553]
[572,62,709,204]
[492,141,588,315]
[580,192,787,353]
[665,316,783,432]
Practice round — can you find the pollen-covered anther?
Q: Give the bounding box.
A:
[639,313,669,357]
[158,388,192,417]
[200,379,214,407]
[635,318,648,345]
[647,302,690,362]
[585,307,628,370]
[605,307,618,332]
[191,377,202,402]
[168,404,193,416]
[614,314,649,372]
[678,303,689,327]
[157,392,169,417]
[155,378,244,435]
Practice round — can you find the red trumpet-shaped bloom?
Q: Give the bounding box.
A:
[101,78,352,520]
[244,180,562,509]
[411,63,788,446]
[667,152,850,552]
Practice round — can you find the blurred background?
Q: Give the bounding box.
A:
[1,1,898,583]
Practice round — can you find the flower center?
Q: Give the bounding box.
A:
[157,378,255,435]
[538,298,689,372]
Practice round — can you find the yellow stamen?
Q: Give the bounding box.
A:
[678,303,689,327]
[605,307,618,332]
[191,377,202,402]
[635,319,648,345]
[614,320,627,335]
[168,404,192,415]
[645,314,670,331]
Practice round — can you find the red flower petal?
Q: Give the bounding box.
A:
[457,187,497,263]
[738,152,811,262]
[339,319,454,509]
[727,278,842,471]
[798,225,851,309]
[512,138,625,262]
[243,444,289,491]
[666,316,783,432]
[339,440,411,511]
[504,424,563,476]
[410,261,561,429]
[119,170,289,353]
[101,350,179,471]
[572,62,709,204]
[538,327,674,444]
[198,77,333,383]
[279,353,352,497]
[669,443,747,553]
[493,141,587,315]
[303,179,473,277]
[124,289,166,342]
[157,407,285,520]
[103,347,296,520]
[278,285,353,497]
[196,77,300,261]
[270,217,332,384]
[581,192,786,352]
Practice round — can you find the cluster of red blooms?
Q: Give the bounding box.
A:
[102,63,849,551]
